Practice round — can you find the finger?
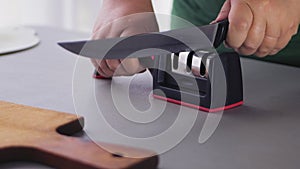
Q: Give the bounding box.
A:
[105,59,132,76]
[97,60,114,77]
[292,24,299,36]
[238,7,267,55]
[254,36,278,57]
[96,66,110,78]
[114,65,133,76]
[90,59,99,68]
[106,59,121,71]
[120,58,145,76]
[226,1,253,49]
[254,21,280,57]
[269,30,294,55]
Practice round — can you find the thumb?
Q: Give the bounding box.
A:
[211,0,231,23]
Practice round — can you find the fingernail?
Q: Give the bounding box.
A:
[210,20,217,24]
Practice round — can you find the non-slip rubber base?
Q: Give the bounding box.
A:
[153,94,243,113]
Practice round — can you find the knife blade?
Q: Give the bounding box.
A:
[58,20,228,67]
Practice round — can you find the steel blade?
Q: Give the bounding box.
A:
[58,20,228,60]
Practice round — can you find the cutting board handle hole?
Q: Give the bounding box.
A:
[56,118,84,136]
[112,152,124,158]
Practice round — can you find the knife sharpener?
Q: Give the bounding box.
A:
[150,51,243,112]
[93,51,243,112]
[89,19,242,112]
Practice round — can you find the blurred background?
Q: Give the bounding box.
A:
[0,0,173,33]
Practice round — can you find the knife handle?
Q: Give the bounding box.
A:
[213,19,229,48]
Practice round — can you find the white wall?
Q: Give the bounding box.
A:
[0,0,173,32]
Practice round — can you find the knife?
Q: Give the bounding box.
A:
[58,20,229,78]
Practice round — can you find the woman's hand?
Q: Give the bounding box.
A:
[214,0,300,57]
[91,0,158,78]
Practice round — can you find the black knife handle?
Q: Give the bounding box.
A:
[213,19,229,48]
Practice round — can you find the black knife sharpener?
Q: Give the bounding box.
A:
[92,19,242,112]
[150,51,243,112]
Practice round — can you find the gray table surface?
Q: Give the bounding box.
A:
[0,27,299,169]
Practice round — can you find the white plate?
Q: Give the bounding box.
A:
[0,27,40,55]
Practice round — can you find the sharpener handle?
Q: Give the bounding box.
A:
[213,19,229,48]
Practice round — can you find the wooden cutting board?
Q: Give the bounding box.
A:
[0,101,158,169]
